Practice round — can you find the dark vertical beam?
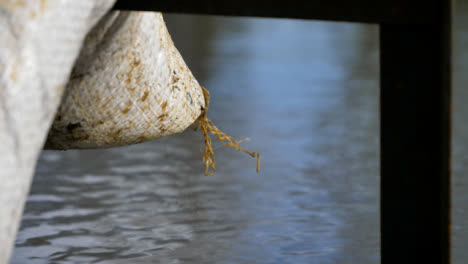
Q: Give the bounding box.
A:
[380,0,451,263]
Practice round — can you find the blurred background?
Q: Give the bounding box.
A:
[10,2,468,263]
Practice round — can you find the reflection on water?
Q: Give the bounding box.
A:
[11,11,398,264]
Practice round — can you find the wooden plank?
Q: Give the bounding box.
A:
[379,0,451,263]
[112,0,435,24]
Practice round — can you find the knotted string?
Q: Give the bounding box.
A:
[195,87,260,176]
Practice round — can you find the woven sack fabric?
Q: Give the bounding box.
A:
[46,11,205,149]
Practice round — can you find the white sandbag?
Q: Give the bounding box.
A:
[0,1,115,263]
[45,11,259,176]
[45,11,206,149]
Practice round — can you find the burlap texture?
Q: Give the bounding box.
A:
[46,11,205,149]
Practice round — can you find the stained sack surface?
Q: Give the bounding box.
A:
[46,11,205,149]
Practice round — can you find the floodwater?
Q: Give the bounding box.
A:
[9,5,468,264]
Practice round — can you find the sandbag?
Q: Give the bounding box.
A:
[0,1,116,263]
[45,11,206,149]
[45,11,259,176]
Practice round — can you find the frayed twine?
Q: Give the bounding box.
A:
[194,87,260,176]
